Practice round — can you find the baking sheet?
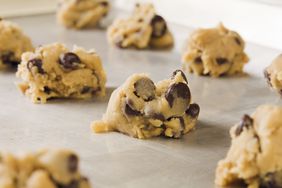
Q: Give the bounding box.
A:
[0,14,281,188]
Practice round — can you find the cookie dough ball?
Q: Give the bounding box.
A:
[215,105,282,188]
[57,0,110,29]
[182,23,249,77]
[107,3,174,49]
[264,54,282,96]
[16,43,107,103]
[91,70,200,139]
[0,18,34,69]
[0,149,91,188]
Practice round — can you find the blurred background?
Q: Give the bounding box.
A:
[0,0,281,50]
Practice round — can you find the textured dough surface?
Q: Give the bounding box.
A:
[264,54,282,96]
[57,0,110,29]
[0,19,34,69]
[107,3,173,49]
[215,105,282,188]
[16,43,106,103]
[182,23,249,77]
[0,149,91,188]
[91,70,200,139]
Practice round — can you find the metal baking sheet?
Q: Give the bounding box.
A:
[0,13,281,188]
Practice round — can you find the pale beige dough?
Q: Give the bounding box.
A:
[0,149,91,188]
[215,105,282,188]
[0,19,34,69]
[57,0,110,29]
[91,70,200,139]
[107,3,174,49]
[182,23,249,77]
[264,54,282,96]
[16,43,107,103]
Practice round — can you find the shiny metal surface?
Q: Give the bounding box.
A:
[0,14,281,188]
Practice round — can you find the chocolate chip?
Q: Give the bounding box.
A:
[172,70,188,83]
[261,173,279,188]
[43,86,51,94]
[138,18,143,22]
[234,37,241,45]
[59,52,81,71]
[55,180,79,188]
[124,102,141,116]
[167,116,185,131]
[235,114,253,136]
[27,58,45,74]
[134,77,156,101]
[151,113,165,121]
[194,56,202,64]
[165,83,191,108]
[150,15,167,38]
[216,58,229,65]
[0,18,2,21]
[186,103,200,118]
[68,154,78,173]
[81,86,91,94]
[264,69,272,87]
[1,51,19,66]
[100,1,109,7]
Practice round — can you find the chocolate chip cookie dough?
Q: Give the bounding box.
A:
[107,3,174,49]
[16,43,106,103]
[0,19,34,69]
[215,105,282,188]
[57,0,110,29]
[182,23,249,77]
[91,70,200,139]
[264,54,282,96]
[0,149,90,188]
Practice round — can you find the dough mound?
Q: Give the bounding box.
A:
[215,105,282,188]
[0,19,34,69]
[16,43,107,103]
[0,149,91,188]
[91,70,200,139]
[57,0,110,29]
[107,3,174,49]
[264,54,282,96]
[182,23,249,77]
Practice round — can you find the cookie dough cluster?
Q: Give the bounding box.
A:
[0,19,34,69]
[16,43,107,103]
[215,105,282,188]
[264,54,282,96]
[57,0,110,29]
[92,70,200,139]
[107,3,174,49]
[182,23,249,77]
[0,149,91,188]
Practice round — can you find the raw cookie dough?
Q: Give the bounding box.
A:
[107,3,174,49]
[16,43,106,103]
[264,54,282,96]
[0,149,91,188]
[0,18,34,69]
[57,0,110,29]
[91,70,200,139]
[215,105,282,188]
[182,23,249,77]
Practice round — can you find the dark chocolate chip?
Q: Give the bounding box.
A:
[124,103,141,116]
[165,82,191,108]
[151,113,165,121]
[167,116,185,130]
[81,86,91,94]
[235,114,253,136]
[27,58,45,74]
[234,37,241,45]
[216,58,229,65]
[43,86,51,94]
[100,1,109,7]
[261,173,279,188]
[150,15,167,38]
[134,77,156,101]
[172,70,188,83]
[185,103,200,118]
[68,154,78,173]
[138,18,143,22]
[1,51,19,66]
[0,18,2,21]
[56,180,79,188]
[59,52,81,71]
[194,56,202,64]
[264,69,272,87]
